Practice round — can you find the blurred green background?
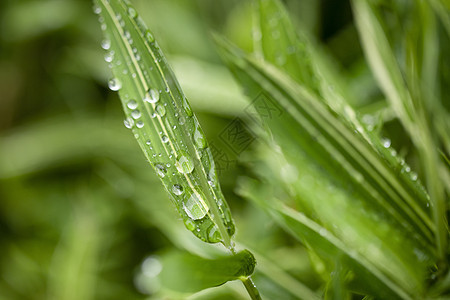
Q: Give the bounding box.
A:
[0,0,410,299]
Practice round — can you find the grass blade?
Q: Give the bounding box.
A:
[216,34,434,297]
[238,177,414,299]
[351,0,448,264]
[216,36,434,248]
[93,0,234,246]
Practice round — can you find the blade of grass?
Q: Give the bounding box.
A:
[351,0,448,265]
[93,1,262,298]
[238,177,415,299]
[215,35,434,249]
[94,0,234,246]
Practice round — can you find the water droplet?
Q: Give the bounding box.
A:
[127,7,137,18]
[193,125,206,149]
[104,51,114,62]
[165,87,170,93]
[136,121,144,128]
[101,39,111,50]
[144,89,160,103]
[207,225,221,243]
[124,117,134,129]
[404,166,411,173]
[108,78,121,91]
[131,110,141,119]
[155,105,166,117]
[172,184,184,195]
[183,190,208,220]
[183,97,192,116]
[176,152,194,174]
[93,5,101,14]
[127,100,138,109]
[161,135,169,143]
[411,172,418,181]
[146,140,151,145]
[145,30,154,43]
[101,23,107,31]
[183,218,196,231]
[155,164,166,178]
[135,53,141,61]
[178,116,185,125]
[382,138,391,148]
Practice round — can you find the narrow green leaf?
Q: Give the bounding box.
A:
[157,250,256,294]
[238,177,415,299]
[351,0,447,263]
[253,0,319,93]
[215,35,434,249]
[217,35,433,297]
[93,0,234,245]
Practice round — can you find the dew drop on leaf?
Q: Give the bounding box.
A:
[176,152,194,174]
[193,125,206,149]
[101,39,111,50]
[127,7,137,18]
[104,51,114,62]
[172,184,184,196]
[183,218,196,231]
[108,78,122,91]
[155,164,166,178]
[124,117,134,129]
[136,121,144,128]
[183,97,193,116]
[161,135,169,143]
[207,225,221,243]
[144,89,160,103]
[382,138,391,148]
[131,110,141,119]
[127,100,138,109]
[93,4,101,14]
[183,190,208,220]
[156,105,166,117]
[145,30,154,43]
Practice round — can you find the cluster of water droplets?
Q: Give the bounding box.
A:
[95,0,234,243]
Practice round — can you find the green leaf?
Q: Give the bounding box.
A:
[93,0,234,245]
[253,0,319,93]
[215,35,433,248]
[351,0,448,263]
[156,250,256,294]
[216,35,433,297]
[238,177,415,299]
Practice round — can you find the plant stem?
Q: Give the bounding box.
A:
[241,276,262,300]
[227,244,262,299]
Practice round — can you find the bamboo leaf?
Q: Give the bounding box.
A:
[93,0,234,245]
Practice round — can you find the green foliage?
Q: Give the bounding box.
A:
[156,250,255,294]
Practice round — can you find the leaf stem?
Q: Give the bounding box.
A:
[241,276,262,300]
